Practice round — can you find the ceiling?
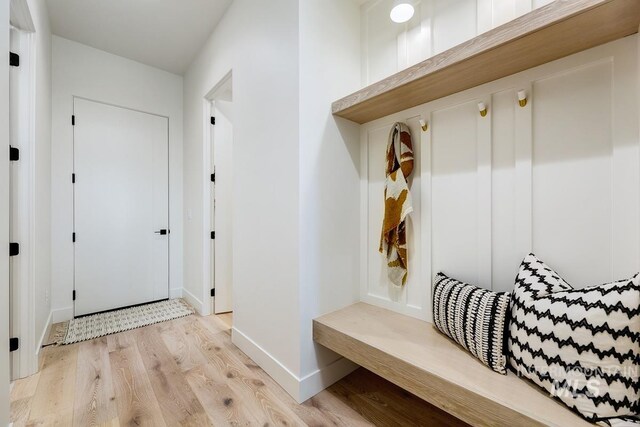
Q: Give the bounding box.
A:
[46,0,233,75]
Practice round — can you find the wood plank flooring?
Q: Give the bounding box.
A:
[10,313,467,426]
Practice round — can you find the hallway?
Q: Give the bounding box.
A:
[10,314,462,426]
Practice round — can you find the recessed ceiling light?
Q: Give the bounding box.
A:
[390,1,415,23]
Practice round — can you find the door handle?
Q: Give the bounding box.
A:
[154,229,169,235]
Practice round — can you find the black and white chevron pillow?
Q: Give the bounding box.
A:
[507,254,640,425]
[433,273,511,374]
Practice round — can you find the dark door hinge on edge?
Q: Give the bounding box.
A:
[72,233,76,243]
[10,146,19,161]
[72,173,76,183]
[211,173,215,182]
[210,288,215,297]
[9,337,19,352]
[73,290,76,301]
[9,52,19,67]
[211,231,215,240]
[210,117,215,125]
[9,242,19,256]
[72,115,75,126]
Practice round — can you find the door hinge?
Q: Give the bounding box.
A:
[9,337,19,352]
[72,232,76,243]
[71,115,75,126]
[210,117,216,125]
[72,173,76,183]
[211,173,215,183]
[210,288,215,297]
[10,146,19,161]
[211,231,215,240]
[9,242,19,257]
[9,52,19,67]
[73,290,76,301]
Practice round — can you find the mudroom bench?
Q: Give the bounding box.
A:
[313,303,592,427]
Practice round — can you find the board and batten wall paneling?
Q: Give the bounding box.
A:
[491,89,520,291]
[431,0,477,55]
[532,61,614,285]
[361,36,639,321]
[363,117,425,319]
[361,0,558,86]
[612,36,640,280]
[431,102,480,289]
[532,51,639,284]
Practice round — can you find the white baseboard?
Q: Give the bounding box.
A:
[52,306,73,323]
[232,326,301,399]
[232,327,357,403]
[182,287,204,315]
[35,310,53,358]
[169,287,183,299]
[298,356,358,402]
[37,310,52,348]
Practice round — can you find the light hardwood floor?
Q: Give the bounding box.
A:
[10,313,466,426]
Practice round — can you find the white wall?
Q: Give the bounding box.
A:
[51,36,183,321]
[183,0,302,397]
[1,0,11,423]
[298,0,362,400]
[184,0,364,402]
[361,0,555,85]
[361,36,640,321]
[27,0,52,364]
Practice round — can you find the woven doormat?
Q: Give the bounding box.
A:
[57,299,194,345]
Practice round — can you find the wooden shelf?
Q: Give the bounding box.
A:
[332,0,640,124]
[314,303,593,427]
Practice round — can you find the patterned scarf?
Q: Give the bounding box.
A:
[379,122,414,287]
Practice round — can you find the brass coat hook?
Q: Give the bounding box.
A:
[518,90,528,107]
[478,102,488,117]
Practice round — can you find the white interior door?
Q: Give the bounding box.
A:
[0,3,10,424]
[212,100,233,314]
[74,98,169,316]
[9,25,34,379]
[8,26,20,379]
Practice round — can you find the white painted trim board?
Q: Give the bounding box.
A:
[232,327,358,403]
[182,287,205,315]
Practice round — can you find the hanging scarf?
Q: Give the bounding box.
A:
[379,122,414,287]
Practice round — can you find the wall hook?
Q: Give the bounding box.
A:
[478,102,488,117]
[419,119,428,132]
[517,90,528,107]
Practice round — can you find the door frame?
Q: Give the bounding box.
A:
[202,70,232,316]
[1,2,11,424]
[9,0,38,380]
[71,96,171,317]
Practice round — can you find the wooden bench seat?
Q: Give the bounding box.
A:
[313,302,593,427]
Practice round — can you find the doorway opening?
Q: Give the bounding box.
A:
[203,71,233,318]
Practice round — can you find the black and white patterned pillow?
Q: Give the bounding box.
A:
[433,273,511,374]
[508,254,640,425]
